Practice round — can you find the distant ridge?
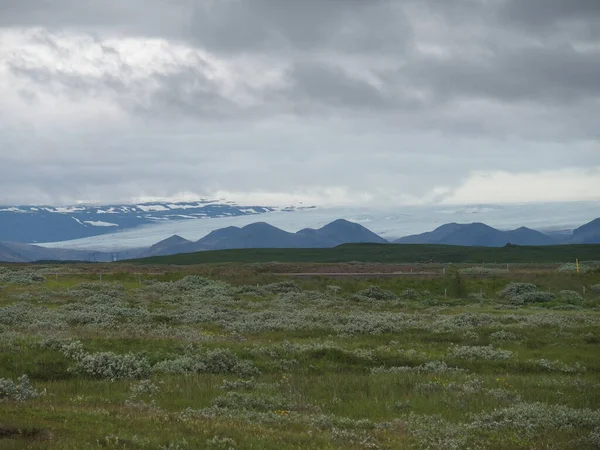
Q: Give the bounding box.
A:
[394,222,556,247]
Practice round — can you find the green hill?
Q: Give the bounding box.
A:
[130,243,600,265]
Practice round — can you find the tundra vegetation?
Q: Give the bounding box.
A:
[0,263,599,449]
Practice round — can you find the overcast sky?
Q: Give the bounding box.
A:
[1,0,599,206]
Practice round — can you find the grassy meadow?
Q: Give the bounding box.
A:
[1,262,600,449]
[130,243,600,265]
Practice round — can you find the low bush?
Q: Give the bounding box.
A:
[499,283,555,304]
[0,375,44,401]
[448,345,514,361]
[355,286,398,301]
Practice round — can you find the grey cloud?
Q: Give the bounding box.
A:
[186,0,411,54]
[1,0,600,205]
[500,0,600,27]
[403,45,600,104]
[0,0,412,54]
[283,62,392,112]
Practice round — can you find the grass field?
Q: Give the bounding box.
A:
[129,243,600,265]
[1,262,600,449]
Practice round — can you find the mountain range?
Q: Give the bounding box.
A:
[1,217,599,263]
[140,219,388,257]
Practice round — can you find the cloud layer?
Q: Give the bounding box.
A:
[1,0,599,205]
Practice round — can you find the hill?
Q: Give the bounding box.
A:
[395,223,555,247]
[130,243,600,265]
[571,218,600,244]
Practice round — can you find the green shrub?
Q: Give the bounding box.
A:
[558,290,584,304]
[518,291,555,304]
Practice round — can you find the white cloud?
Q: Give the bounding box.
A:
[443,167,600,204]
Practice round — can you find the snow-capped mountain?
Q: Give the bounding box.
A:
[0,200,291,243]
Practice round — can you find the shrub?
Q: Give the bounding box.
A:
[448,345,514,361]
[0,269,45,285]
[356,286,397,301]
[558,290,584,304]
[263,281,300,295]
[499,283,538,301]
[499,283,555,304]
[372,360,466,374]
[401,289,420,300]
[0,375,44,401]
[518,291,555,304]
[557,263,592,273]
[448,270,467,298]
[154,349,259,377]
[460,267,508,275]
[70,351,151,380]
[489,331,519,341]
[590,284,600,295]
[129,380,161,398]
[327,285,342,296]
[527,359,586,374]
[471,402,600,432]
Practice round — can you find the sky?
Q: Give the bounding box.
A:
[1,0,599,207]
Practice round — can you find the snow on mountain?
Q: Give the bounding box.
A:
[83,221,119,227]
[0,200,287,243]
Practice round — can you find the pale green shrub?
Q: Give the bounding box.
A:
[154,349,259,377]
[356,286,397,301]
[471,402,600,433]
[460,267,508,275]
[74,352,151,380]
[489,330,519,341]
[499,283,538,301]
[448,345,514,361]
[0,375,44,401]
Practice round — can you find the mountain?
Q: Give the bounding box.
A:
[0,201,278,243]
[297,219,389,246]
[139,235,193,258]
[394,222,555,247]
[571,218,600,244]
[139,219,389,257]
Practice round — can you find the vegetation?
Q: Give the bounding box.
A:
[0,263,599,449]
[129,243,600,265]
